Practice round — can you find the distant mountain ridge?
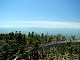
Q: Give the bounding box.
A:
[0,27,80,39]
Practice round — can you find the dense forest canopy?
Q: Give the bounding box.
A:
[0,31,80,60]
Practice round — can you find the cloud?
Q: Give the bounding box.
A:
[0,21,80,28]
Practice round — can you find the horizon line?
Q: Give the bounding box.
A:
[0,21,80,28]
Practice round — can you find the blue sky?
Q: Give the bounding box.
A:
[0,0,80,28]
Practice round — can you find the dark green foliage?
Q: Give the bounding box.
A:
[0,31,79,60]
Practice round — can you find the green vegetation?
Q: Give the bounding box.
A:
[0,31,80,60]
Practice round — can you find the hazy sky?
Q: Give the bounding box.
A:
[0,0,80,28]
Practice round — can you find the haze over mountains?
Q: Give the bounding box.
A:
[0,27,80,40]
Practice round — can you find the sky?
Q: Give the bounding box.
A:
[0,0,80,28]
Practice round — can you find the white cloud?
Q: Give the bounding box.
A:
[0,21,80,28]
